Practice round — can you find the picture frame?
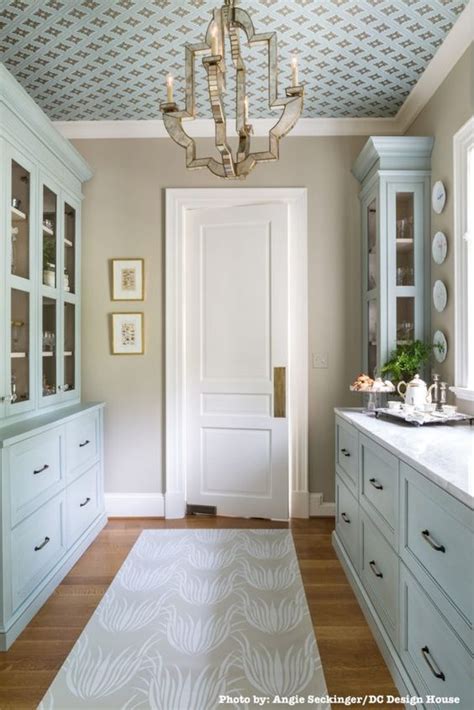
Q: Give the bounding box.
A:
[111,312,144,355]
[112,258,144,301]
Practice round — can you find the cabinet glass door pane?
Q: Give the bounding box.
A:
[64,303,76,392]
[64,203,76,294]
[11,290,30,403]
[396,193,414,286]
[42,297,57,397]
[396,297,415,346]
[367,199,377,290]
[11,161,30,279]
[368,299,377,377]
[43,186,57,288]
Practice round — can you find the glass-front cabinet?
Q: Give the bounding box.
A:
[353,137,433,377]
[1,141,83,421]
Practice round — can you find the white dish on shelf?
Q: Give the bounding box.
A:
[433,279,447,312]
[433,330,448,363]
[432,180,446,214]
[432,231,447,264]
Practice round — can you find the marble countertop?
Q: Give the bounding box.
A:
[335,408,474,509]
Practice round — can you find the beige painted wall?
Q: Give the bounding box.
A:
[74,136,365,502]
[406,44,473,407]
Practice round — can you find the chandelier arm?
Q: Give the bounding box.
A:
[162,113,228,178]
[203,56,236,178]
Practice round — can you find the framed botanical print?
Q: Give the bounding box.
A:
[112,258,144,301]
[111,312,144,355]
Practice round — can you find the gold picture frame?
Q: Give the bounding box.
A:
[111,312,144,355]
[111,258,144,301]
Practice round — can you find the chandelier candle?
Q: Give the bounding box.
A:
[160,0,304,179]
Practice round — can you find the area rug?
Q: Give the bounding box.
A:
[38,529,329,710]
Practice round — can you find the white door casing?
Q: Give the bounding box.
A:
[186,204,289,519]
[165,188,308,519]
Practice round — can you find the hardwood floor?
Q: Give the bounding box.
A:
[0,517,399,709]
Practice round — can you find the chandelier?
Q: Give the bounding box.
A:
[160,0,304,180]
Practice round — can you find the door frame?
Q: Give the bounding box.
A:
[165,187,308,519]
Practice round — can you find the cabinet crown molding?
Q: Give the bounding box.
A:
[0,63,92,183]
[352,136,434,183]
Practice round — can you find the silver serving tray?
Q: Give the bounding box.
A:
[375,407,474,427]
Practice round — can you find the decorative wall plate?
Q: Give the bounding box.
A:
[433,330,447,363]
[432,181,446,214]
[433,279,448,312]
[432,231,448,265]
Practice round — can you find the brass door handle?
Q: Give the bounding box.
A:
[273,367,286,418]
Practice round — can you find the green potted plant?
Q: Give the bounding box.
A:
[381,340,441,386]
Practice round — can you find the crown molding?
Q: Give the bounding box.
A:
[396,0,473,132]
[54,116,400,139]
[52,0,472,142]
[0,63,93,181]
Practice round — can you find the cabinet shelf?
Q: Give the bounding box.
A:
[42,224,54,236]
[64,238,73,247]
[396,238,414,252]
[42,351,55,358]
[11,206,27,221]
[64,351,73,357]
[11,352,27,359]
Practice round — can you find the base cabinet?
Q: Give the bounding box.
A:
[0,403,106,651]
[333,413,473,709]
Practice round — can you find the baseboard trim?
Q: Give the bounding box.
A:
[332,531,419,701]
[290,490,309,518]
[309,492,335,517]
[105,492,164,517]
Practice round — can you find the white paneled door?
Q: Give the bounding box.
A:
[185,203,289,519]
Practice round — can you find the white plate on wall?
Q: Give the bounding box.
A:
[433,279,448,312]
[432,231,448,264]
[433,330,447,363]
[432,180,446,214]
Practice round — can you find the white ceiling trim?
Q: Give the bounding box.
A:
[396,0,473,132]
[53,0,472,141]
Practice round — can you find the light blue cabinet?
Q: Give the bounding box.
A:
[0,65,106,651]
[0,63,92,423]
[353,137,433,377]
[333,412,473,709]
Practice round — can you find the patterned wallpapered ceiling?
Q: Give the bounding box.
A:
[0,0,468,121]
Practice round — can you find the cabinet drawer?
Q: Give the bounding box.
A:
[66,411,99,481]
[11,493,66,611]
[400,566,473,710]
[66,464,100,547]
[360,434,398,547]
[400,463,473,630]
[9,428,65,526]
[336,474,359,570]
[361,512,399,645]
[335,417,358,491]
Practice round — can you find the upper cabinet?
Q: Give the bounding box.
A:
[352,137,433,377]
[0,64,92,423]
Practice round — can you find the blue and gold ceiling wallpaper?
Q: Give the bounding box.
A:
[0,0,468,121]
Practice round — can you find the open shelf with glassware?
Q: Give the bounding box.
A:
[353,137,433,377]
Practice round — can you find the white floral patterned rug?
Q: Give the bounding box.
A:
[38,529,329,710]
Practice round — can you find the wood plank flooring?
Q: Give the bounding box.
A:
[0,517,399,709]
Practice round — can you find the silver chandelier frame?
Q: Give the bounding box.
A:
[160,0,304,180]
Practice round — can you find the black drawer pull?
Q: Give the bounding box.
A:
[421,646,445,681]
[369,560,383,578]
[341,512,351,524]
[340,448,351,457]
[369,477,383,490]
[34,536,50,551]
[33,464,50,475]
[421,529,446,553]
[79,439,90,448]
[80,497,91,508]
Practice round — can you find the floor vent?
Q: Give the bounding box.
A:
[186,503,217,516]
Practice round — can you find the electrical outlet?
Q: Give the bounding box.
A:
[312,353,328,369]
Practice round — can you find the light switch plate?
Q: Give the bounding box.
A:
[312,353,328,369]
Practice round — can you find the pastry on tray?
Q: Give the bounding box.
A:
[350,373,374,391]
